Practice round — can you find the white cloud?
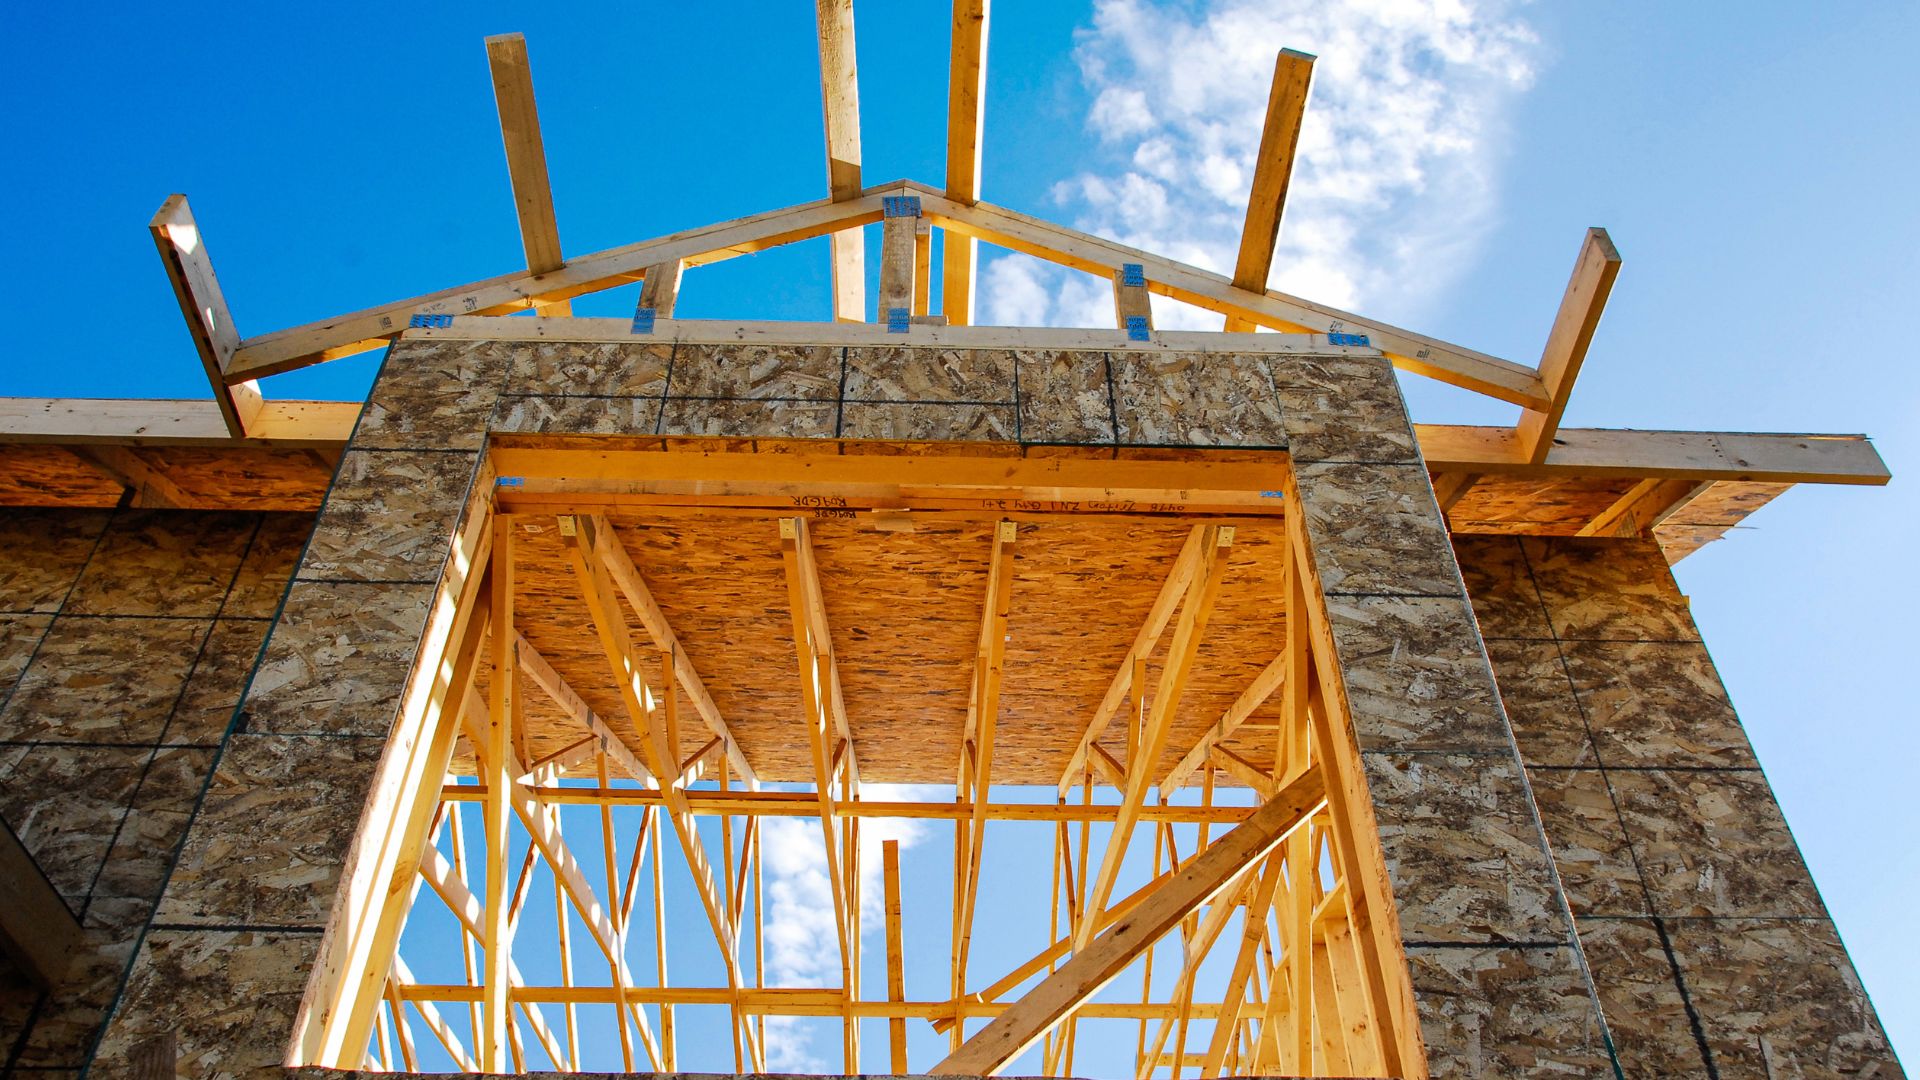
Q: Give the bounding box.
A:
[980,0,1541,328]
[758,783,948,1070]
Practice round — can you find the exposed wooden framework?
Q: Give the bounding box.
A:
[293,442,1431,1077]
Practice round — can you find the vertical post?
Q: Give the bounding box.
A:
[481,518,516,1071]
[880,195,922,325]
[1112,262,1153,339]
[884,838,909,1072]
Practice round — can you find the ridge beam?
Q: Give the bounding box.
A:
[935,766,1326,1075]
[816,0,866,322]
[150,195,263,437]
[1225,49,1315,333]
[942,0,990,325]
[486,33,569,316]
[1516,228,1621,462]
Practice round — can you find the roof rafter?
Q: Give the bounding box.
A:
[1516,227,1622,461]
[942,0,990,325]
[903,182,1551,408]
[816,0,866,322]
[1224,49,1314,332]
[485,32,570,316]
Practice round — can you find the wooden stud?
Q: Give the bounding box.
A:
[562,516,748,1017]
[1112,265,1153,332]
[1224,50,1315,331]
[1075,526,1232,952]
[880,201,920,319]
[149,195,264,436]
[953,519,1016,1003]
[913,215,933,316]
[1060,525,1205,790]
[638,260,683,319]
[778,517,860,1062]
[942,0,990,325]
[480,519,516,1071]
[816,0,866,321]
[586,514,756,783]
[485,33,569,316]
[934,767,1325,1075]
[884,838,909,1072]
[1516,228,1623,462]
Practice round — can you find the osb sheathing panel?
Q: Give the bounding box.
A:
[0,508,315,1070]
[1446,473,1640,535]
[1455,533,1907,1077]
[490,509,1292,785]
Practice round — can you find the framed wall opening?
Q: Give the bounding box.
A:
[286,439,1422,1077]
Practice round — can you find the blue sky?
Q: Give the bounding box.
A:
[4,0,1915,1068]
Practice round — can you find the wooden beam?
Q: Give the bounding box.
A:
[1112,264,1152,332]
[1516,228,1622,462]
[76,445,192,508]
[1414,425,1889,485]
[953,520,1016,1007]
[562,516,744,980]
[1576,477,1709,538]
[934,767,1326,1075]
[513,631,655,786]
[1163,649,1287,791]
[879,199,920,320]
[485,33,569,317]
[149,195,263,436]
[904,182,1549,408]
[0,398,359,448]
[637,261,683,319]
[1059,526,1205,791]
[942,0,990,325]
[481,519,516,1071]
[1076,526,1233,951]
[586,514,755,784]
[224,191,888,381]
[0,816,82,988]
[883,838,908,1073]
[1225,49,1315,332]
[1429,471,1480,515]
[816,0,865,322]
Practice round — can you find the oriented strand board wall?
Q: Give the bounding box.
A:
[0,507,313,1072]
[1456,534,1906,1076]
